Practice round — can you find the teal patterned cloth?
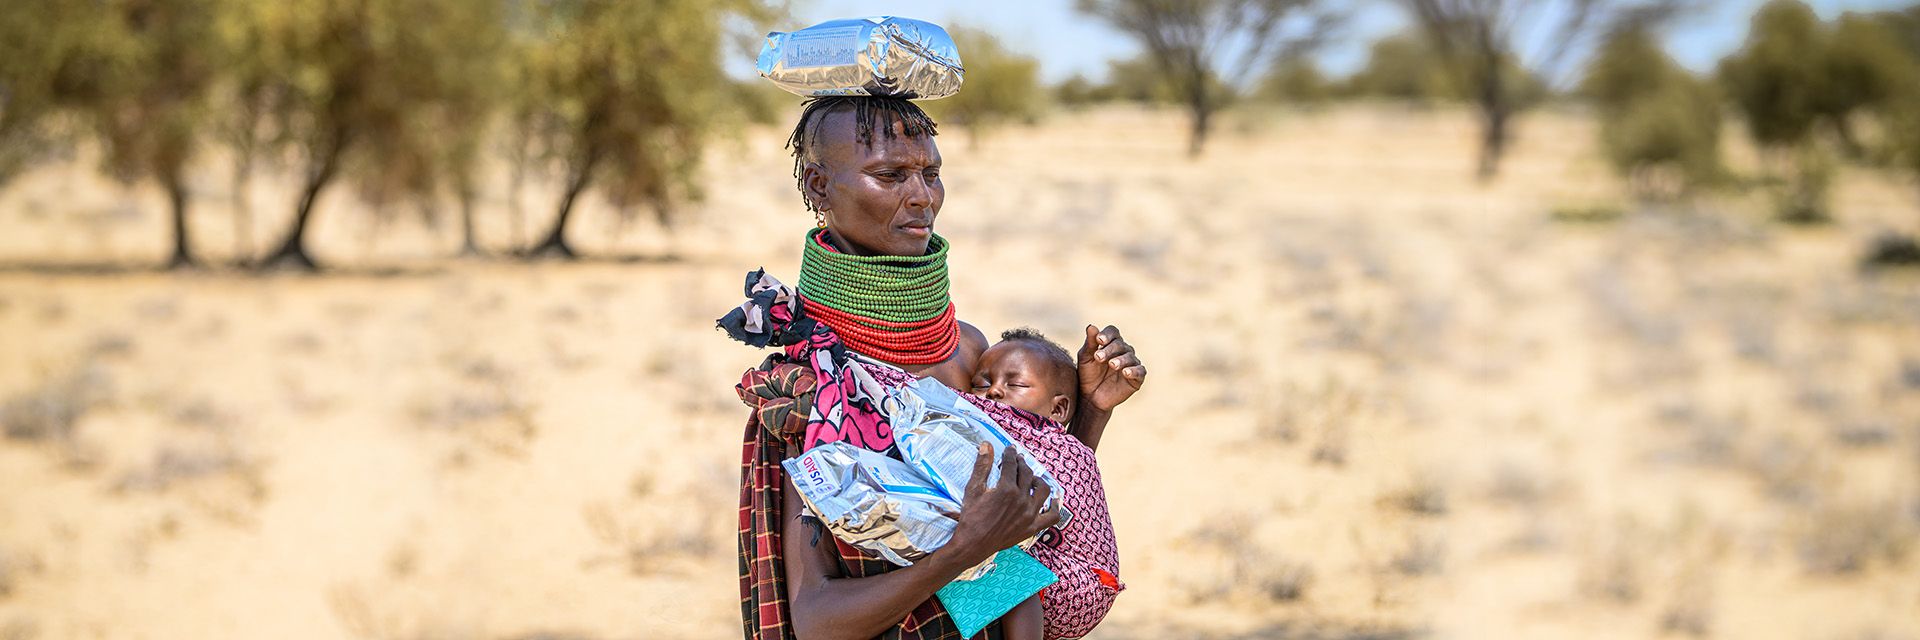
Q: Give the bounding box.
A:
[936,547,1059,638]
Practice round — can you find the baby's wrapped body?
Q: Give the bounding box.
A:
[866,364,1124,639]
[956,385,1122,638]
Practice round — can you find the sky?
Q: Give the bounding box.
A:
[727,0,1914,85]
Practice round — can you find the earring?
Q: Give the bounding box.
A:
[814,208,827,228]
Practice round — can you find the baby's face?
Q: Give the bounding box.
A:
[969,341,1074,424]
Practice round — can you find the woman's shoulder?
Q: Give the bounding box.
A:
[956,319,988,349]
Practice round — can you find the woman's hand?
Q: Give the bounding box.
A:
[947,444,1060,561]
[1077,324,1146,413]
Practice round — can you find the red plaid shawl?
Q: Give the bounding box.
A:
[736,354,1000,640]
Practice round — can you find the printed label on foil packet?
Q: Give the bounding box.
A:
[782,26,862,68]
[783,442,961,567]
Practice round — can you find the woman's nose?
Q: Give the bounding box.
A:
[904,174,932,209]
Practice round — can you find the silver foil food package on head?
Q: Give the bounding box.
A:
[784,442,961,567]
[756,16,964,99]
[885,377,1066,521]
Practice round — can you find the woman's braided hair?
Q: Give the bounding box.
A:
[786,96,940,213]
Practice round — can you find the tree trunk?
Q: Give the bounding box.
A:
[1477,104,1510,181]
[458,187,480,257]
[530,155,595,260]
[654,201,672,231]
[1832,115,1864,160]
[508,158,526,252]
[1187,90,1213,158]
[166,176,195,269]
[230,158,253,265]
[262,147,342,271]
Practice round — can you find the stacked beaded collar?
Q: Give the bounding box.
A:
[796,227,959,365]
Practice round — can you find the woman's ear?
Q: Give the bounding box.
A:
[802,162,831,212]
[1049,394,1073,425]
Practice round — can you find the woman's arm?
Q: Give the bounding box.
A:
[1069,406,1115,452]
[784,444,1061,640]
[1072,324,1146,452]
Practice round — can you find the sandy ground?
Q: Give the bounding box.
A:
[2,105,1918,640]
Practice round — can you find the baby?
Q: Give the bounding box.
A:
[967,328,1123,640]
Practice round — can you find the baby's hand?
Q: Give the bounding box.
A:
[1077,324,1146,413]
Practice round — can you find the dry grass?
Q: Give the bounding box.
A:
[1388,531,1446,577]
[1796,502,1915,575]
[2,106,1917,639]
[0,364,113,446]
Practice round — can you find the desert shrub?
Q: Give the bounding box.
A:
[1775,145,1836,225]
[1390,532,1446,576]
[1721,1,1827,149]
[1720,0,1835,222]
[1585,27,1725,197]
[1818,14,1917,156]
[1550,204,1627,225]
[1053,74,1099,107]
[1257,56,1333,106]
[0,1,107,185]
[1796,502,1913,574]
[1342,33,1456,103]
[1721,1,1920,222]
[1,366,113,444]
[920,28,1044,149]
[1385,473,1449,516]
[1862,232,1920,270]
[1659,577,1714,637]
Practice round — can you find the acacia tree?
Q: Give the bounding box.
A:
[1076,0,1341,157]
[346,0,508,258]
[442,22,509,258]
[920,28,1043,149]
[1396,0,1686,180]
[214,0,283,265]
[1818,13,1915,157]
[0,2,108,188]
[520,0,772,259]
[255,0,502,270]
[81,0,235,269]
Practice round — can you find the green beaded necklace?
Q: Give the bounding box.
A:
[796,228,960,364]
[797,228,951,323]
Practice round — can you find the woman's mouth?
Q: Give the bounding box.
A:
[899,223,932,237]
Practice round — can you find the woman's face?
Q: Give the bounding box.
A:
[805,111,944,257]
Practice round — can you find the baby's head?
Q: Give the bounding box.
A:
[970,328,1077,424]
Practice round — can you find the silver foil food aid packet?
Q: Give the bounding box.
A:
[885,377,1067,524]
[756,16,964,99]
[784,442,961,567]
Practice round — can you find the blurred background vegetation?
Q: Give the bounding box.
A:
[0,0,1917,268]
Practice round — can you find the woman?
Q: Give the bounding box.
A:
[731,96,1146,640]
